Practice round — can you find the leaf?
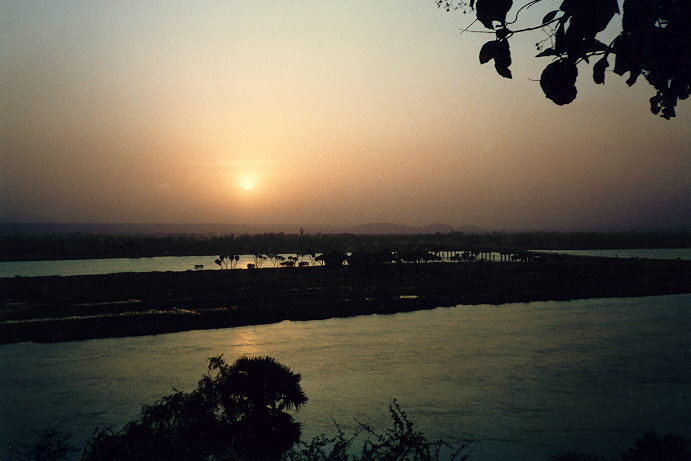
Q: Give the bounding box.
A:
[479,40,498,64]
[480,39,512,78]
[662,105,676,119]
[626,69,640,86]
[649,95,662,115]
[612,35,642,82]
[583,38,609,53]
[542,10,559,24]
[495,27,509,40]
[562,0,618,34]
[495,63,512,78]
[592,56,609,84]
[540,59,578,105]
[493,39,512,78]
[671,77,688,100]
[475,0,513,29]
[536,48,557,57]
[589,0,619,33]
[554,23,567,54]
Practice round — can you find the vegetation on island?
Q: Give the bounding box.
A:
[1,230,690,262]
[2,254,690,344]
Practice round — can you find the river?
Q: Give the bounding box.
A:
[1,294,689,460]
[0,254,261,278]
[532,248,691,261]
[2,249,689,278]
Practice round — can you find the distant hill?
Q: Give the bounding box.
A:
[341,223,483,234]
[0,222,484,236]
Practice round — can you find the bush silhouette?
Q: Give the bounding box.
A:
[284,400,469,461]
[550,431,691,461]
[81,356,307,461]
[11,428,78,461]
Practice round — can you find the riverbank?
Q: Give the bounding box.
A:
[1,256,690,344]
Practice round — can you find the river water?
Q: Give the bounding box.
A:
[2,249,689,278]
[1,294,689,460]
[0,254,261,278]
[532,248,691,261]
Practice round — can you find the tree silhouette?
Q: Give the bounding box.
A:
[437,0,690,118]
[252,252,267,269]
[322,251,347,267]
[215,254,239,270]
[215,255,229,270]
[199,356,308,460]
[305,251,317,266]
[267,253,286,268]
[81,356,307,461]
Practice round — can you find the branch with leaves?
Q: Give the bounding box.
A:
[437,0,690,118]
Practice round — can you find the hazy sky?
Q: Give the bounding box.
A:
[2,1,689,231]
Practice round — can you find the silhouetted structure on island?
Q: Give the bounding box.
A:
[3,230,690,262]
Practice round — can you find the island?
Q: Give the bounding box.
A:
[1,254,690,344]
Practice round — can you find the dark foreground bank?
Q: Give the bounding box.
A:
[1,256,690,344]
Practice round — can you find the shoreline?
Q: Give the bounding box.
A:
[1,256,690,344]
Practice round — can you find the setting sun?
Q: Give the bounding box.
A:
[238,176,256,191]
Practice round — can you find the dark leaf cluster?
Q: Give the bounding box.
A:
[479,39,512,78]
[445,0,690,118]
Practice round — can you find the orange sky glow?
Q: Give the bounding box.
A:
[1,1,689,230]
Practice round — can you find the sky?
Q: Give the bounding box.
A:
[1,1,690,231]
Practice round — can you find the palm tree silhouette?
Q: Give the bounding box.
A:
[202,356,308,460]
[206,356,307,414]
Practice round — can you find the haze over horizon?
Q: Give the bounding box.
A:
[2,1,690,232]
[0,221,688,235]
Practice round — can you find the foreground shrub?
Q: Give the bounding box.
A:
[550,431,691,461]
[619,431,690,461]
[12,355,688,461]
[283,400,469,461]
[11,428,77,461]
[81,356,307,461]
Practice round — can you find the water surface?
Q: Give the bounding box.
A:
[2,249,689,278]
[533,248,691,261]
[0,254,278,278]
[1,295,689,460]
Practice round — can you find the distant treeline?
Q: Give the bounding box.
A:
[1,231,689,261]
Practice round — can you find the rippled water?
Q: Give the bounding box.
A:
[1,295,690,460]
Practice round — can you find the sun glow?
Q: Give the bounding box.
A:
[239,176,256,191]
